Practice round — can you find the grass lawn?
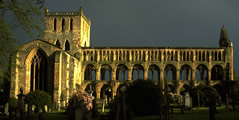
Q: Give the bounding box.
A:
[0,106,238,120]
[132,106,239,120]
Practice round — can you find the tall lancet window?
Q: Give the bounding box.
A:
[65,40,70,51]
[55,40,61,48]
[62,18,65,31]
[70,18,73,31]
[54,18,57,31]
[30,49,48,91]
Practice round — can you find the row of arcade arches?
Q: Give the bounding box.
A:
[84,64,224,81]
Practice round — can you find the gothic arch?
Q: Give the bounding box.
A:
[100,64,112,80]
[132,64,144,80]
[25,48,48,93]
[196,64,208,81]
[65,40,70,51]
[116,64,128,80]
[148,64,160,80]
[211,65,223,80]
[84,64,96,80]
[55,39,61,48]
[180,64,192,81]
[164,64,176,80]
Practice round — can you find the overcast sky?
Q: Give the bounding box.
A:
[15,0,239,76]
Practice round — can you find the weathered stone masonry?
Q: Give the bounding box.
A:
[10,8,233,105]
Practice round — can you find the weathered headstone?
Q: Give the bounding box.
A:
[102,99,105,112]
[17,87,25,120]
[39,111,48,120]
[4,103,9,114]
[185,92,190,108]
[75,107,83,120]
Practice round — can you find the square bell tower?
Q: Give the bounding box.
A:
[44,7,91,52]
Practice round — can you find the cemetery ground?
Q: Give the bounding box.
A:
[0,106,238,120]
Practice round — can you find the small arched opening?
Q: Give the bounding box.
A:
[100,64,112,80]
[211,65,223,80]
[116,64,128,80]
[65,40,70,51]
[84,64,96,80]
[148,64,160,80]
[132,64,144,80]
[164,64,176,80]
[55,40,61,48]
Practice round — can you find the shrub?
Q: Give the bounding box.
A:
[126,80,163,116]
[67,90,93,120]
[8,97,18,110]
[24,90,52,112]
[195,84,219,106]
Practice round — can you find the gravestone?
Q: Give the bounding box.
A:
[4,103,9,115]
[185,92,191,108]
[17,88,25,120]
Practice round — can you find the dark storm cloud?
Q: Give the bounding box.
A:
[17,0,239,74]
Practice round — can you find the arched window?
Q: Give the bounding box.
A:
[70,18,73,31]
[29,49,48,91]
[62,18,65,31]
[54,18,57,31]
[65,40,70,51]
[55,40,61,48]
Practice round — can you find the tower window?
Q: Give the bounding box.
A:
[70,18,73,31]
[54,18,57,31]
[62,18,65,31]
[55,40,61,48]
[65,40,70,51]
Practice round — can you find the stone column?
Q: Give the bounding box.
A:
[161,51,164,62]
[54,51,62,107]
[96,67,101,80]
[112,67,117,80]
[208,69,211,81]
[129,50,132,61]
[144,68,148,80]
[128,67,133,80]
[97,51,100,61]
[193,51,196,62]
[160,69,164,89]
[209,51,212,62]
[113,51,116,61]
[145,50,148,62]
[176,68,180,81]
[192,69,196,81]
[177,51,181,62]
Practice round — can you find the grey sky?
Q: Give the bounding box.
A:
[15,0,239,75]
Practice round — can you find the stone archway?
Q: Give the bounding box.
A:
[148,64,160,80]
[211,65,223,80]
[116,64,128,80]
[180,64,192,81]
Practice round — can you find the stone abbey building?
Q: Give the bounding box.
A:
[10,8,233,105]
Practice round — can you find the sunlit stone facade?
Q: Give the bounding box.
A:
[10,8,233,105]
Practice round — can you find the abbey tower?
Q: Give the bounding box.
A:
[44,7,91,52]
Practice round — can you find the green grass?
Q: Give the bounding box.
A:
[132,106,239,120]
[0,106,238,120]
